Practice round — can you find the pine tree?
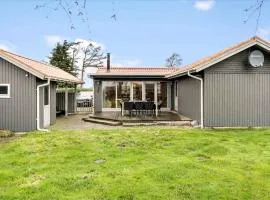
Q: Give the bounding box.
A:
[49,40,77,76]
[49,40,78,87]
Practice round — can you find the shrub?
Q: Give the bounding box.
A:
[0,130,14,138]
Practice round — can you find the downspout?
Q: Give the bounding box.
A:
[187,71,204,128]
[37,79,50,131]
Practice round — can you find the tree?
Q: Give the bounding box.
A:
[244,0,266,31]
[35,0,117,32]
[79,43,106,85]
[165,53,182,68]
[49,40,78,87]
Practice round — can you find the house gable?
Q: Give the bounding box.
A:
[167,36,270,79]
[205,45,270,74]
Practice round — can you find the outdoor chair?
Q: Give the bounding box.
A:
[134,101,145,115]
[123,102,135,116]
[144,101,155,115]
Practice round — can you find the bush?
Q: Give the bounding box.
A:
[0,130,14,138]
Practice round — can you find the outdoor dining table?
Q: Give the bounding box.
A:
[120,101,159,116]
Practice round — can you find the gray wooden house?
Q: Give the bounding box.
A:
[91,36,270,127]
[0,49,82,132]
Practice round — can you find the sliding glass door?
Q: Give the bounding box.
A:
[103,81,116,108]
[102,81,170,110]
[145,83,155,101]
[133,82,142,101]
[117,82,131,108]
[158,82,167,107]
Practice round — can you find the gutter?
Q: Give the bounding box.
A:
[37,79,50,132]
[187,71,204,129]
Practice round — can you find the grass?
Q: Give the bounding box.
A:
[0,127,270,200]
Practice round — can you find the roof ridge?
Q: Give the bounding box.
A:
[99,66,178,69]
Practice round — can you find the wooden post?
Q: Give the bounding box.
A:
[73,84,77,114]
[65,86,68,117]
[122,102,124,116]
[154,82,158,117]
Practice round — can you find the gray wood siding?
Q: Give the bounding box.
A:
[0,58,37,132]
[204,47,270,127]
[177,77,201,122]
[94,80,102,113]
[206,46,270,74]
[56,92,75,113]
[204,73,270,127]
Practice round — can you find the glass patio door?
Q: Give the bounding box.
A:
[117,82,131,108]
[103,81,116,109]
[132,82,142,101]
[145,83,155,101]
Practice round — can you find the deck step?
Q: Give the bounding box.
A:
[123,121,191,127]
[88,114,120,122]
[82,118,122,126]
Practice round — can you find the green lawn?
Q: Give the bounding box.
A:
[1,127,270,200]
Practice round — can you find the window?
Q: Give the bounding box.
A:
[44,86,49,105]
[145,83,155,101]
[157,82,167,107]
[0,84,10,98]
[133,82,142,101]
[117,82,131,107]
[103,81,116,108]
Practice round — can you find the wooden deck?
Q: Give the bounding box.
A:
[88,111,191,122]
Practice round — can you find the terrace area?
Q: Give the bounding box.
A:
[83,111,192,126]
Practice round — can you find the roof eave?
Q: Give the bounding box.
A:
[45,76,84,84]
[90,74,167,78]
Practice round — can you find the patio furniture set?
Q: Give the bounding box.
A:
[120,101,162,116]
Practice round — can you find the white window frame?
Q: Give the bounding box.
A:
[0,84,10,98]
[101,81,171,111]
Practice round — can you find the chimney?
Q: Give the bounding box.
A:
[107,53,111,72]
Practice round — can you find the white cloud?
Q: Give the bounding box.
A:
[44,35,68,47]
[194,0,215,11]
[257,27,270,41]
[0,40,17,51]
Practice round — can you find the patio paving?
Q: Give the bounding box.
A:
[51,114,121,130]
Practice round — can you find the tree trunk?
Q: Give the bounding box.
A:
[81,67,85,87]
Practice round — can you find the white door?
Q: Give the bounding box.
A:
[174,81,178,111]
[43,86,50,127]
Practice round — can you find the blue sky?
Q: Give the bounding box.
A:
[0,0,270,87]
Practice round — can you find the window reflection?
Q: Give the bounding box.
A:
[158,82,167,107]
[103,81,116,108]
[145,83,154,101]
[133,82,142,101]
[117,82,131,107]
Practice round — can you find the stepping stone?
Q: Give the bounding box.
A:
[95,159,106,164]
